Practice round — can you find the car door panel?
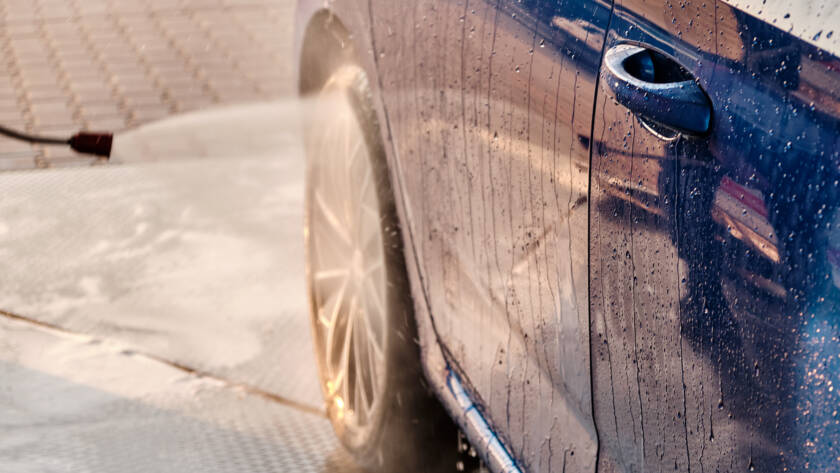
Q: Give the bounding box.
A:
[370,1,611,470]
[591,1,840,471]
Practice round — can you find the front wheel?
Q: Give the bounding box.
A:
[303,65,458,472]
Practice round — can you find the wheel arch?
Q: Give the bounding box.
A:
[297,9,359,96]
[295,2,448,431]
[298,7,470,468]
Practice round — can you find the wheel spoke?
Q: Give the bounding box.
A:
[314,191,353,247]
[329,314,352,405]
[352,315,366,416]
[366,329,380,397]
[341,295,357,411]
[321,270,346,390]
[326,331,345,396]
[315,268,349,282]
[317,275,348,327]
[362,276,386,352]
[313,227,351,270]
[348,140,364,180]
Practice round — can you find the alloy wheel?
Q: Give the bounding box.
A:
[306,89,388,432]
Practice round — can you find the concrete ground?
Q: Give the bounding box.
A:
[0,0,294,170]
[0,1,370,471]
[0,98,370,473]
[0,316,362,473]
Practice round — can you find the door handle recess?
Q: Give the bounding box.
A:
[603,44,712,135]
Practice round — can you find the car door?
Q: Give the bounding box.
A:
[369,0,612,470]
[591,1,840,471]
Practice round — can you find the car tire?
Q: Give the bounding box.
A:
[303,65,459,472]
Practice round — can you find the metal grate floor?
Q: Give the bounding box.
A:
[0,314,365,473]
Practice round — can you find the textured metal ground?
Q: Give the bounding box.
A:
[0,314,364,473]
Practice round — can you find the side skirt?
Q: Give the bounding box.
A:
[442,368,522,473]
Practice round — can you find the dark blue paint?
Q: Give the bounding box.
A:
[365,0,612,469]
[591,2,840,471]
[296,0,840,471]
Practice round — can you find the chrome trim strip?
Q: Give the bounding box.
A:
[446,369,522,473]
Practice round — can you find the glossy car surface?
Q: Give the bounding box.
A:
[296,1,840,471]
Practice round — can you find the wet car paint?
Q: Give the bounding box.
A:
[295,0,840,471]
[367,1,613,470]
[591,1,840,471]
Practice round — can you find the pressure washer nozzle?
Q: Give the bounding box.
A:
[69,132,113,159]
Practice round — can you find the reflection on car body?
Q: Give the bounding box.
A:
[295,0,840,471]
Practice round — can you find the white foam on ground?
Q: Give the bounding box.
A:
[0,101,320,405]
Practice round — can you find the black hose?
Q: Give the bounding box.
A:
[0,123,112,158]
[0,123,69,146]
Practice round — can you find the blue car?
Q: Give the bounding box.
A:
[295,1,840,471]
